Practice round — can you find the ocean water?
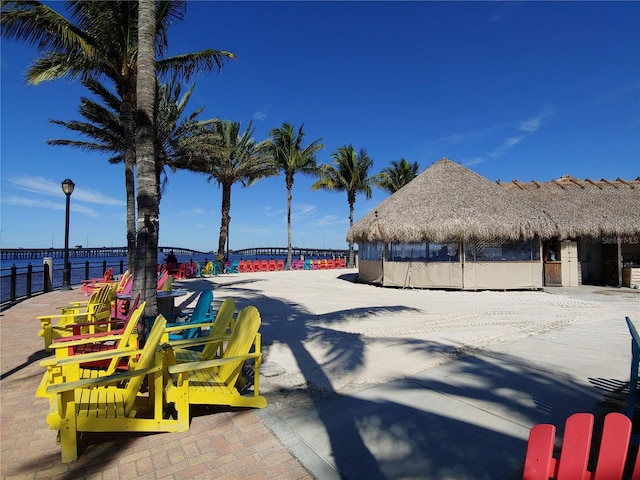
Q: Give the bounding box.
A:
[0,250,342,304]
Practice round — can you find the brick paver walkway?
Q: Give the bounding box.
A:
[0,289,313,480]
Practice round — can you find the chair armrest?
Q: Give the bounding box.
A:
[66,318,121,329]
[40,346,145,367]
[58,301,89,309]
[166,334,230,349]
[37,312,90,322]
[164,322,216,332]
[50,331,129,349]
[46,365,162,394]
[52,328,126,344]
[167,352,261,375]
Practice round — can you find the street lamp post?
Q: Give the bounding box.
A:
[61,178,75,290]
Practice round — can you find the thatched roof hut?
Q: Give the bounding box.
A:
[347,158,557,244]
[499,175,640,240]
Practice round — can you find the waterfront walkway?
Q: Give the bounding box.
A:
[0,288,311,480]
[1,270,639,479]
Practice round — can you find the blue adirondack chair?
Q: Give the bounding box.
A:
[165,290,214,341]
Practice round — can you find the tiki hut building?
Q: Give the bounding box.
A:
[347,158,640,290]
[500,175,640,288]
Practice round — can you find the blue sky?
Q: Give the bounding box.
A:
[1,1,639,252]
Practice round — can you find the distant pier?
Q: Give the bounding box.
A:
[1,246,353,262]
[0,246,203,261]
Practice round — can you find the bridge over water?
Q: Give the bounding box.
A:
[0,246,204,261]
[1,246,354,262]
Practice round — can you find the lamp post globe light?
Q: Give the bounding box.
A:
[61,178,75,290]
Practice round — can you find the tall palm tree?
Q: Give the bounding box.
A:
[375,158,420,194]
[134,0,158,316]
[265,122,324,270]
[48,76,208,243]
[312,145,375,268]
[178,120,277,265]
[1,1,235,271]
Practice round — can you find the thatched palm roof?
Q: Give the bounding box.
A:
[347,158,557,244]
[500,175,640,240]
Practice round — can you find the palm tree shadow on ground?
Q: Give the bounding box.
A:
[214,286,624,479]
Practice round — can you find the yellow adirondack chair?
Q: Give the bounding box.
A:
[164,305,267,432]
[44,315,178,463]
[166,296,236,362]
[37,284,116,350]
[55,282,116,315]
[201,261,214,276]
[36,301,145,398]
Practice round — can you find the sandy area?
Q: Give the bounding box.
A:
[177,269,639,409]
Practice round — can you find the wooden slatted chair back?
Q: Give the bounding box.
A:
[216,305,260,389]
[626,316,640,427]
[104,299,144,374]
[523,412,637,480]
[201,297,236,359]
[123,315,167,414]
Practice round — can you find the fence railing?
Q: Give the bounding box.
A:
[0,260,127,308]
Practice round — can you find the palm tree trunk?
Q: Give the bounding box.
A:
[122,96,136,273]
[286,185,293,270]
[348,201,355,268]
[133,0,158,320]
[217,182,231,263]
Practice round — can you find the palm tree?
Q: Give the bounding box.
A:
[48,76,211,221]
[265,123,324,270]
[177,120,277,265]
[1,1,235,272]
[134,0,158,316]
[312,145,375,268]
[375,158,420,194]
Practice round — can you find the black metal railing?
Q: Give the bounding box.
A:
[0,260,126,308]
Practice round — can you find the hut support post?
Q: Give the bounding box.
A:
[618,236,623,288]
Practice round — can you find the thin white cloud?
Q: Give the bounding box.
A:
[489,136,524,158]
[2,193,62,209]
[519,117,543,133]
[262,205,283,217]
[310,214,346,228]
[462,157,486,167]
[73,188,124,206]
[253,105,272,122]
[8,175,124,206]
[519,106,556,132]
[2,193,98,216]
[291,203,316,220]
[179,207,208,216]
[430,123,506,147]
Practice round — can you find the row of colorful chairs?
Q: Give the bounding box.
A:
[155,257,349,277]
[292,258,347,270]
[239,259,284,273]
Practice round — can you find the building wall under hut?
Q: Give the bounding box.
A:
[382,261,463,289]
[357,238,543,290]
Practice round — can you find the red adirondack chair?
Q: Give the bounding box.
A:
[523,412,640,480]
[82,266,114,296]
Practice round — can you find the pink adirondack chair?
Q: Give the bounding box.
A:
[523,412,640,480]
[111,274,133,321]
[82,267,114,296]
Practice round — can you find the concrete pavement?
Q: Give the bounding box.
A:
[1,270,639,479]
